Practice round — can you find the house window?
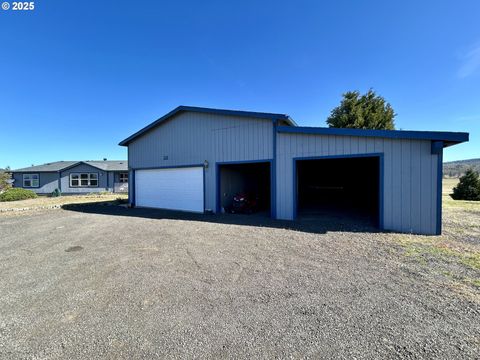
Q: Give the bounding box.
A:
[23,174,39,188]
[119,173,128,183]
[70,173,98,187]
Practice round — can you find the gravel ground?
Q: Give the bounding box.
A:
[0,206,479,359]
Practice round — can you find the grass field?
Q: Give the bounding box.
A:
[393,177,480,292]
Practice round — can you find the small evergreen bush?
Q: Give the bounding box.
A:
[0,188,38,202]
[451,169,480,201]
[51,188,61,197]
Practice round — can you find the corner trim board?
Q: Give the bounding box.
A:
[436,146,443,235]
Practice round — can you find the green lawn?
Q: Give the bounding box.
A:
[393,177,480,292]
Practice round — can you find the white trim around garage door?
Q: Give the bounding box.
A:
[134,166,205,213]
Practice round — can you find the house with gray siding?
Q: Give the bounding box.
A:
[12,161,128,194]
[119,106,469,235]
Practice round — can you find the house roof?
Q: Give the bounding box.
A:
[13,160,128,173]
[119,105,297,146]
[277,126,469,147]
[80,161,128,171]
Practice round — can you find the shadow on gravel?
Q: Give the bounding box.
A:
[62,201,384,235]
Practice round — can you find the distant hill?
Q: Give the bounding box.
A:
[443,158,480,178]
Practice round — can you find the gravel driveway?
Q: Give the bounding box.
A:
[0,206,479,359]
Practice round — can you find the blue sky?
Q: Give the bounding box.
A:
[1,0,479,169]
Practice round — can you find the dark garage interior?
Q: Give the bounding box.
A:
[218,162,271,215]
[296,156,380,226]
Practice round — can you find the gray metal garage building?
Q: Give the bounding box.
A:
[120,106,468,235]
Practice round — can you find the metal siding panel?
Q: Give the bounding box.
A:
[343,136,352,154]
[366,138,376,153]
[420,141,432,234]
[401,139,412,232]
[350,137,359,154]
[358,137,367,153]
[374,138,384,153]
[391,140,403,232]
[322,136,328,155]
[410,141,422,232]
[328,136,335,155]
[336,136,344,155]
[383,139,393,229]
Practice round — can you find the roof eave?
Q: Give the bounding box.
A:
[276,126,469,146]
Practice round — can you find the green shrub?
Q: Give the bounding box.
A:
[0,169,12,192]
[451,168,480,201]
[0,188,38,202]
[50,188,61,197]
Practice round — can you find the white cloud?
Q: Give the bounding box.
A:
[458,43,480,78]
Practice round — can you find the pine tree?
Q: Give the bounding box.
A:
[326,89,396,130]
[451,168,480,201]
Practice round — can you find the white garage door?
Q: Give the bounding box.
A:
[135,167,204,212]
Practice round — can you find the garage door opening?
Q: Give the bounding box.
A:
[217,161,271,216]
[295,156,381,226]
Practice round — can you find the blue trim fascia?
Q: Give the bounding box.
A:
[215,159,274,216]
[216,162,221,213]
[293,159,297,219]
[431,140,443,154]
[379,153,384,229]
[203,167,206,213]
[436,146,443,235]
[292,153,385,230]
[278,126,469,145]
[292,153,384,162]
[272,120,278,219]
[215,159,273,166]
[119,105,296,146]
[131,169,135,207]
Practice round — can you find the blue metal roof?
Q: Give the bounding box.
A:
[277,126,469,147]
[119,106,297,146]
